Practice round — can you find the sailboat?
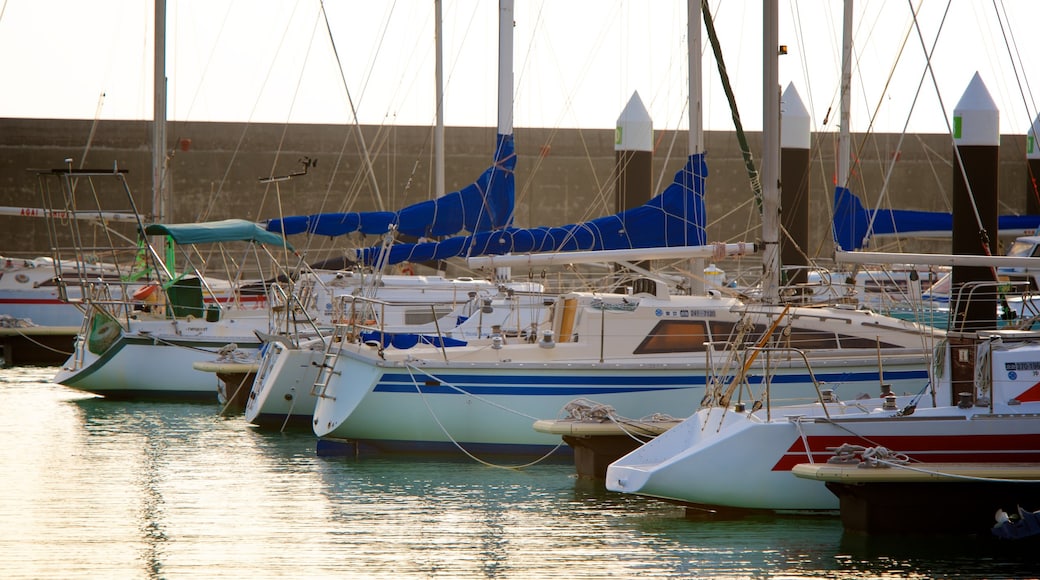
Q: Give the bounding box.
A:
[304,0,940,458]
[29,0,301,399]
[605,1,1040,513]
[241,0,532,427]
[40,165,316,400]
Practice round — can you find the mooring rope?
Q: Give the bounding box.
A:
[403,362,564,470]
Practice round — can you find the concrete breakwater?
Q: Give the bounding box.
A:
[1,117,1033,273]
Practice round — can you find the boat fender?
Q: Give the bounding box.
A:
[132,283,160,301]
[89,321,120,354]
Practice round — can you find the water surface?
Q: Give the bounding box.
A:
[1,366,1036,578]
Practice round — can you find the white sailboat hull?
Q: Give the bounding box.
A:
[607,332,1040,512]
[54,313,270,400]
[607,406,1040,512]
[244,340,322,428]
[310,289,936,456]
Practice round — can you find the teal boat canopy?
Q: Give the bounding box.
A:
[144,219,294,251]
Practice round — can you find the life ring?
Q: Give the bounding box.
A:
[132,283,160,301]
[400,265,415,276]
[88,320,120,355]
[14,273,29,283]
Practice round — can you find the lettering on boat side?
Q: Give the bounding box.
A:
[1005,361,1040,372]
[655,308,716,318]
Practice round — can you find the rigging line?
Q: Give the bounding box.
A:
[539,2,621,133]
[279,386,299,433]
[198,0,304,222]
[701,0,761,211]
[403,362,565,470]
[993,1,1040,214]
[8,330,72,356]
[79,92,107,170]
[274,8,324,169]
[844,3,917,189]
[787,0,816,131]
[857,0,940,250]
[906,0,995,259]
[319,0,385,211]
[178,0,234,121]
[257,10,325,263]
[294,9,399,237]
[876,459,1040,484]
[993,0,1040,154]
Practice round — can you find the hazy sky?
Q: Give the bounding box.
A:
[1,0,1038,135]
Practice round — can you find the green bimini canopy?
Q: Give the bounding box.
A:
[144,219,294,251]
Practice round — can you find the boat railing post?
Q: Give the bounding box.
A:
[599,306,606,363]
[429,302,449,362]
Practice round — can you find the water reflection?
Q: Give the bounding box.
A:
[3,368,1038,579]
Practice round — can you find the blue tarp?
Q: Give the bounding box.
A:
[144,219,294,250]
[833,186,1040,251]
[356,153,708,266]
[266,133,516,238]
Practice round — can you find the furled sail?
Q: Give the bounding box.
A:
[266,133,515,238]
[355,153,707,266]
[833,186,1040,251]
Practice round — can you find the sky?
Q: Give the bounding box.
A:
[2,0,1039,136]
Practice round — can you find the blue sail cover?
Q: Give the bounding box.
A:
[265,133,515,238]
[356,153,708,266]
[833,186,1040,250]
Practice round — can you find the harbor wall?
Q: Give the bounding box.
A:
[1,118,1033,271]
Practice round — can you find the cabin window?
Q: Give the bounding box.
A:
[404,307,453,325]
[633,320,710,354]
[835,335,902,349]
[708,321,763,345]
[780,328,839,349]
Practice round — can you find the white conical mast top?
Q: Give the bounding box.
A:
[781,83,810,150]
[953,72,998,146]
[615,91,653,152]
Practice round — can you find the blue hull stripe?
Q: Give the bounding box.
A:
[371,369,930,396]
[317,437,573,458]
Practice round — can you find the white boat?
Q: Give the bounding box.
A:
[0,252,262,369]
[0,256,122,365]
[49,209,306,400]
[306,0,942,457]
[309,279,938,455]
[605,328,1040,512]
[607,2,1040,510]
[0,256,123,329]
[244,279,548,429]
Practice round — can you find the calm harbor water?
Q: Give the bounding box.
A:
[2,366,1038,579]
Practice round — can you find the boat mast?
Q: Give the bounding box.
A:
[495,0,514,282]
[838,0,852,189]
[152,0,166,225]
[688,0,705,295]
[498,0,513,141]
[761,0,780,303]
[688,1,703,156]
[434,0,445,198]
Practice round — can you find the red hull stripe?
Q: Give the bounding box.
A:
[0,296,267,305]
[773,433,1040,471]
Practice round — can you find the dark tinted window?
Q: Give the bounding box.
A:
[634,320,709,354]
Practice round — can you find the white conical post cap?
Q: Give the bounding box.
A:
[953,72,999,147]
[615,91,653,152]
[781,83,810,150]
